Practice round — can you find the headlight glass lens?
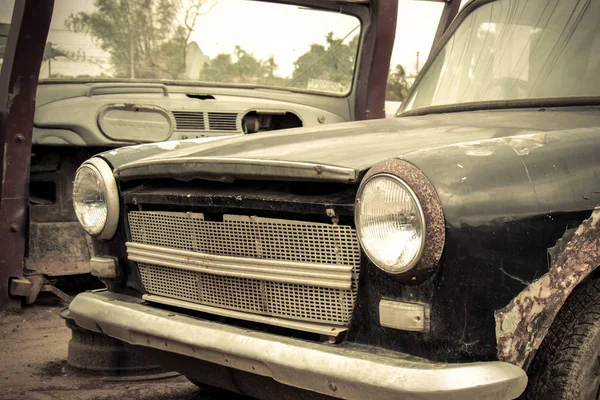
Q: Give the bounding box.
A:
[73,165,107,236]
[356,175,425,273]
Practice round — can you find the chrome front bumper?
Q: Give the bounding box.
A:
[69,291,527,400]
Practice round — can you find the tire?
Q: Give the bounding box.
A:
[523,279,600,400]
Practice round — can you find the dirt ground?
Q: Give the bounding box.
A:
[0,293,243,400]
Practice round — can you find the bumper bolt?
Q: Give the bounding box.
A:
[328,381,337,392]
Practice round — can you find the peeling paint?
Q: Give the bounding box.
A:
[187,137,228,145]
[2,143,7,188]
[454,132,550,158]
[499,267,531,286]
[6,75,21,114]
[459,142,496,157]
[107,136,228,157]
[495,207,600,368]
[504,133,547,156]
[156,141,181,150]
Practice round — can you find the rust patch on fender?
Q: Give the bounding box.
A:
[495,207,600,368]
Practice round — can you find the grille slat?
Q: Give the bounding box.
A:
[171,111,239,132]
[128,211,360,326]
[172,111,205,131]
[207,112,238,131]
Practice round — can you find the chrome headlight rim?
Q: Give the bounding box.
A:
[74,157,119,240]
[355,173,426,274]
[355,159,446,279]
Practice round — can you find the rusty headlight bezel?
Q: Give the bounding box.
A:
[355,159,446,279]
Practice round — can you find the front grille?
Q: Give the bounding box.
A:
[128,211,360,326]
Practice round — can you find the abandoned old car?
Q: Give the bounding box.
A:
[67,0,600,398]
[2,0,396,306]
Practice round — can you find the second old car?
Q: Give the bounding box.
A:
[67,0,600,399]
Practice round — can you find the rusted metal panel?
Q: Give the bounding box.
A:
[27,222,92,276]
[354,0,398,120]
[495,207,600,368]
[431,0,461,51]
[0,0,54,310]
[8,278,31,297]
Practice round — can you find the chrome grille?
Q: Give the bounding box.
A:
[207,112,238,131]
[172,111,205,130]
[128,211,360,326]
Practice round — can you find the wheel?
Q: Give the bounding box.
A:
[523,279,600,400]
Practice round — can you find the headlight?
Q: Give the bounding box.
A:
[73,158,119,239]
[356,174,425,273]
[355,159,445,277]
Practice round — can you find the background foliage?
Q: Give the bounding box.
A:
[66,0,411,99]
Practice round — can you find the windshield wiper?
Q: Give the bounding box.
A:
[398,97,600,118]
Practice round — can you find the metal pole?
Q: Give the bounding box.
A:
[0,0,55,310]
[130,32,135,79]
[354,0,398,120]
[430,0,461,52]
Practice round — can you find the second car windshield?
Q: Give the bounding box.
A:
[403,0,600,112]
[10,0,360,95]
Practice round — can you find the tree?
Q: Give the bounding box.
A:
[386,64,411,102]
[291,32,359,91]
[199,46,288,86]
[66,0,202,79]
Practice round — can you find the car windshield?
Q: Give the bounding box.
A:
[0,0,360,95]
[403,0,600,112]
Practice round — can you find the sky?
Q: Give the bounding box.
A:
[0,0,459,78]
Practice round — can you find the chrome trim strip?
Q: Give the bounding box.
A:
[143,294,347,336]
[69,291,528,400]
[126,242,353,289]
[113,157,358,183]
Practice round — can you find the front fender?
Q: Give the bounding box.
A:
[387,129,600,363]
[495,208,600,368]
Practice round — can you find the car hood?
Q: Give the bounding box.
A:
[103,108,600,183]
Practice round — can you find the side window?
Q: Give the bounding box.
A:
[0,0,15,69]
[386,0,444,117]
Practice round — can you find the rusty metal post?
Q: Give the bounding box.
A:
[431,0,461,51]
[354,0,398,121]
[0,0,55,310]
